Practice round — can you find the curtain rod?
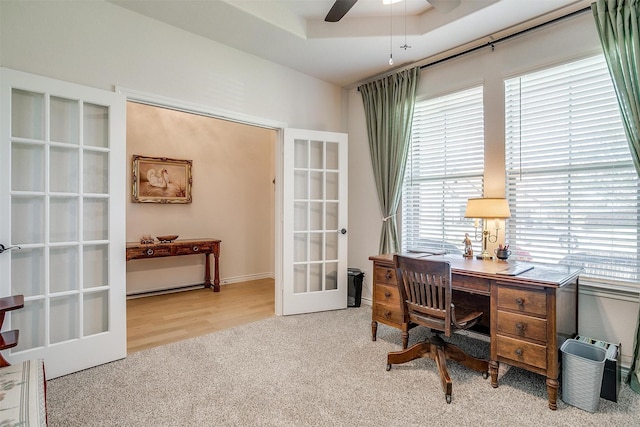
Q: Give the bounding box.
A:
[356,4,593,90]
[419,5,592,71]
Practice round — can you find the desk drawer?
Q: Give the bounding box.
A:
[496,334,547,371]
[374,266,396,286]
[452,274,490,294]
[127,246,172,258]
[373,302,403,326]
[497,286,546,317]
[175,244,212,255]
[496,311,547,342]
[374,283,400,306]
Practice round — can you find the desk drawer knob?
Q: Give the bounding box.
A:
[192,246,199,252]
[384,310,391,319]
[385,271,392,280]
[146,248,154,256]
[515,348,523,356]
[384,291,391,298]
[516,322,526,331]
[515,297,524,306]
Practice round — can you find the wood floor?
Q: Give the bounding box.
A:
[126,278,275,353]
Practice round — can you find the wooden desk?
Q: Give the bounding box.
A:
[369,253,581,410]
[126,238,221,292]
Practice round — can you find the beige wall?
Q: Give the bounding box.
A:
[125,102,276,294]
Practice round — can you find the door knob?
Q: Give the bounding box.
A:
[0,244,21,254]
[337,228,347,235]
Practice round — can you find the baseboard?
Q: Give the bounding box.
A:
[126,272,275,299]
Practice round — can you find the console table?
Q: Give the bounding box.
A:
[370,253,581,410]
[126,238,221,292]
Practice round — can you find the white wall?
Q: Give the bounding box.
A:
[0,1,344,131]
[347,12,639,368]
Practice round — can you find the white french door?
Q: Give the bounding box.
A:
[282,128,348,315]
[0,68,126,378]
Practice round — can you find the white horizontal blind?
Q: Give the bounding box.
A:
[505,55,639,283]
[402,86,484,254]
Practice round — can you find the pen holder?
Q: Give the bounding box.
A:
[495,249,511,260]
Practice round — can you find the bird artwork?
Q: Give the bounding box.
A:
[147,168,169,189]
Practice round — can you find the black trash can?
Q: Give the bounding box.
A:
[347,268,364,307]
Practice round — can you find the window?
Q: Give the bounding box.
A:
[401,86,484,254]
[505,55,640,284]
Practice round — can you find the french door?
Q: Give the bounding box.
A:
[282,129,348,315]
[0,68,126,378]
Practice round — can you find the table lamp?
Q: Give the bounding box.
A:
[464,197,511,260]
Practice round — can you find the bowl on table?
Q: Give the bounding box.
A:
[156,235,179,243]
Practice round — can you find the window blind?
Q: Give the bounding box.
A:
[505,55,640,284]
[401,86,484,254]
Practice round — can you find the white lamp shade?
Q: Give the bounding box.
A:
[464,198,511,219]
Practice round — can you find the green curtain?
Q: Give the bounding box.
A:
[592,0,640,394]
[359,67,420,254]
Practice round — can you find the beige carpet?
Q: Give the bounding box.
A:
[47,307,639,426]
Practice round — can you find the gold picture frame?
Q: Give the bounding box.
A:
[132,155,192,204]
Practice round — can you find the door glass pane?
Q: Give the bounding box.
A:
[11,89,44,140]
[326,262,338,290]
[50,96,79,144]
[11,248,45,297]
[293,265,307,293]
[326,202,338,231]
[310,140,323,169]
[309,263,322,292]
[12,196,45,244]
[12,143,44,191]
[13,299,45,351]
[50,147,79,192]
[83,103,109,148]
[50,246,79,293]
[294,139,308,168]
[294,170,308,199]
[310,171,323,200]
[326,233,338,260]
[83,198,108,241]
[310,232,323,261]
[84,291,109,336]
[326,172,338,200]
[50,295,79,344]
[294,201,307,231]
[326,142,339,170]
[83,244,108,288]
[83,151,109,194]
[50,197,79,242]
[309,202,323,231]
[294,233,307,262]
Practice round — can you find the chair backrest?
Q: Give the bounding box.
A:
[394,255,453,337]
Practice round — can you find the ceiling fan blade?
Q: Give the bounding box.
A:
[427,0,461,14]
[325,0,358,23]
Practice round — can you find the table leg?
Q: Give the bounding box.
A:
[546,377,559,410]
[204,253,212,289]
[371,320,378,341]
[490,360,499,388]
[213,250,220,292]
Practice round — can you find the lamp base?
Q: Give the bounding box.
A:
[476,250,493,261]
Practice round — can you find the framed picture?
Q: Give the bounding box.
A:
[132,155,192,204]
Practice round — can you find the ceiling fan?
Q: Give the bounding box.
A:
[325,0,461,23]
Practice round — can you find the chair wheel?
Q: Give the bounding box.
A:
[446,394,452,404]
[483,371,489,379]
[386,364,392,371]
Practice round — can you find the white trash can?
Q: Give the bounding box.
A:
[561,339,607,412]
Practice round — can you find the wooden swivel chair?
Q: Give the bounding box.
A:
[386,255,489,403]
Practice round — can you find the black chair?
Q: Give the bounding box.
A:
[386,255,489,403]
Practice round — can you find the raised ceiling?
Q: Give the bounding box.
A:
[109,0,592,88]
